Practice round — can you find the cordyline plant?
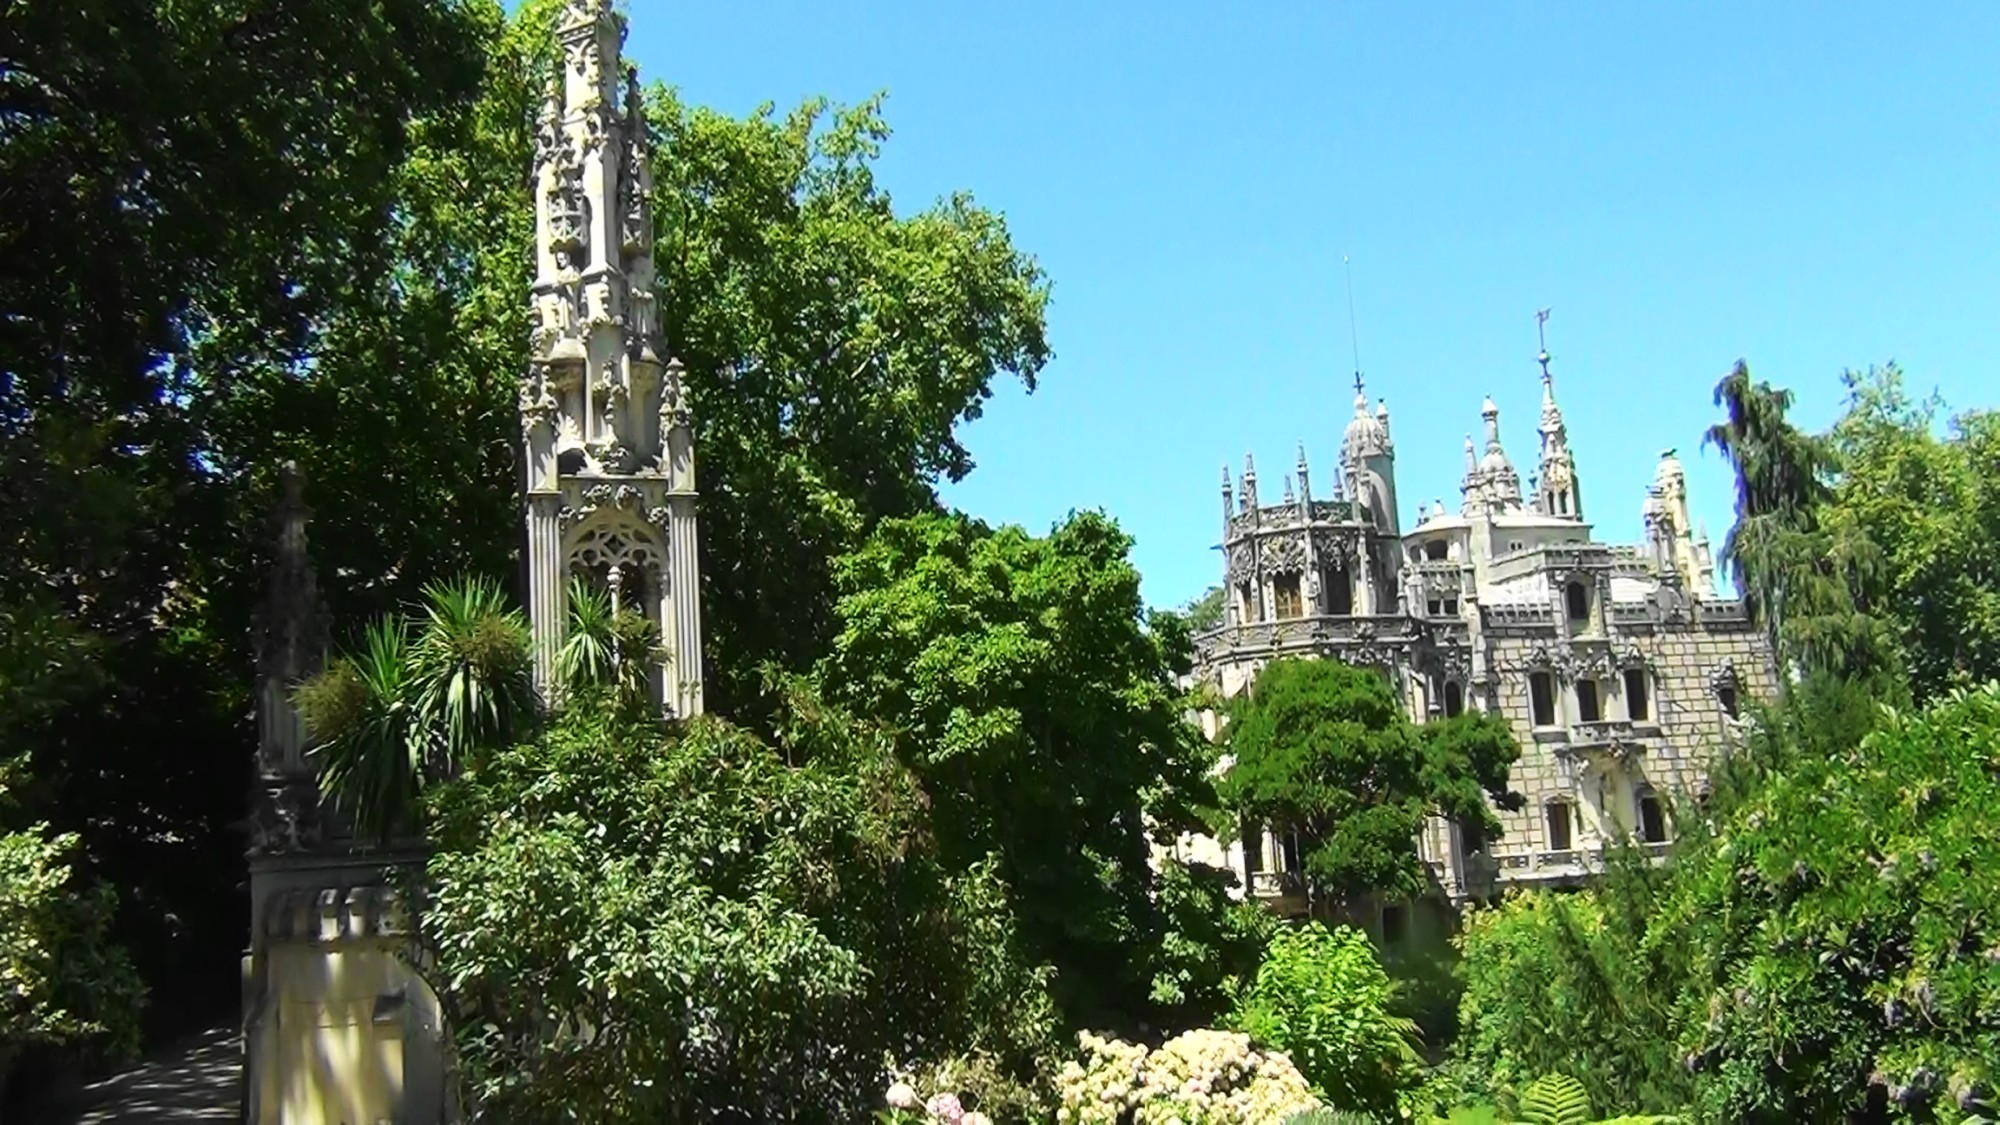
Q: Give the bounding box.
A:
[298,574,660,840]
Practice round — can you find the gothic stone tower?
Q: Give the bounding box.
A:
[521,0,702,715]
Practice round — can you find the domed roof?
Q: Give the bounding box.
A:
[1343,391,1390,457]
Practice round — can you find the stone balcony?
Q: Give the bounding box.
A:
[1447,840,1672,900]
[1196,613,1424,664]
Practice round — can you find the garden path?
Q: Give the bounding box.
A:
[50,1024,240,1124]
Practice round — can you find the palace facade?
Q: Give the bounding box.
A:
[1172,348,1777,929]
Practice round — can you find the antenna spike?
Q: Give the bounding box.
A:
[1344,256,1363,395]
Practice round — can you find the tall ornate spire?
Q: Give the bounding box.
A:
[521,0,703,716]
[1477,396,1522,509]
[250,462,335,855]
[1220,463,1235,524]
[1532,309,1582,520]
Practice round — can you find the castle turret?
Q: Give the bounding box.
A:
[1342,379,1400,536]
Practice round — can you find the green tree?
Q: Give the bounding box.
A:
[1182,585,1228,633]
[1448,878,1689,1118]
[1659,683,2000,1121]
[298,576,534,841]
[1220,658,1521,909]
[1228,921,1423,1116]
[814,509,1217,1029]
[1824,366,2000,703]
[1,0,490,1030]
[1704,361,1893,682]
[420,698,1055,1123]
[0,767,144,1104]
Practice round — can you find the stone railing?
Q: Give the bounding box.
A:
[1225,500,1360,539]
[1444,841,1675,896]
[1609,602,1656,626]
[1249,870,1303,899]
[1197,614,1420,663]
[1698,598,1751,623]
[1482,602,1555,628]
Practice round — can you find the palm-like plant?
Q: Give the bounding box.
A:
[299,576,533,841]
[298,616,420,842]
[555,579,665,712]
[409,576,535,768]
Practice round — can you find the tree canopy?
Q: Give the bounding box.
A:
[815,508,1218,1028]
[1220,658,1521,908]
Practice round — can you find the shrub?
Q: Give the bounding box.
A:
[1661,683,2000,1121]
[1227,922,1421,1116]
[1053,1028,1321,1124]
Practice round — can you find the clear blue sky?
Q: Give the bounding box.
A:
[625,1,2000,610]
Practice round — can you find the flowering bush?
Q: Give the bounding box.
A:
[1052,1028,1322,1124]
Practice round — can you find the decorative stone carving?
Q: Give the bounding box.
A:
[519,367,558,436]
[1310,528,1359,564]
[546,155,587,257]
[1226,542,1256,584]
[1259,532,1307,575]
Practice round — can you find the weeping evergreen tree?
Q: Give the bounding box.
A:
[1703,361,1896,683]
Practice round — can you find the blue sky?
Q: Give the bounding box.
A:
[625,2,2000,610]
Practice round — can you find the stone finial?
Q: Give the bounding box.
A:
[1282,473,1295,503]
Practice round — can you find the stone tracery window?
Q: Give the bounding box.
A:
[568,519,666,614]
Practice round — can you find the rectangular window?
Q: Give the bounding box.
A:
[1624,668,1650,722]
[1273,575,1303,620]
[1545,802,1572,851]
[1718,683,1741,719]
[1326,567,1353,615]
[1576,679,1602,723]
[1380,904,1409,944]
[1530,672,1556,726]
[1638,792,1668,843]
[1442,598,1460,616]
[1279,829,1302,875]
[1425,599,1442,617]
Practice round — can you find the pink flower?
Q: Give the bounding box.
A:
[925,1092,964,1122]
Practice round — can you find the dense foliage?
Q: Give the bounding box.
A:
[816,509,1219,1029]
[0,800,144,1097]
[1222,658,1521,907]
[422,702,1055,1123]
[1661,684,2000,1122]
[1228,922,1424,1116]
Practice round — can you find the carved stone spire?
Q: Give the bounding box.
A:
[1533,320,1582,520]
[1477,396,1522,510]
[250,462,334,855]
[522,0,703,716]
[1221,463,1235,524]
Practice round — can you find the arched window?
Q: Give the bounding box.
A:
[1425,539,1449,562]
[1564,580,1591,623]
[1443,680,1465,718]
